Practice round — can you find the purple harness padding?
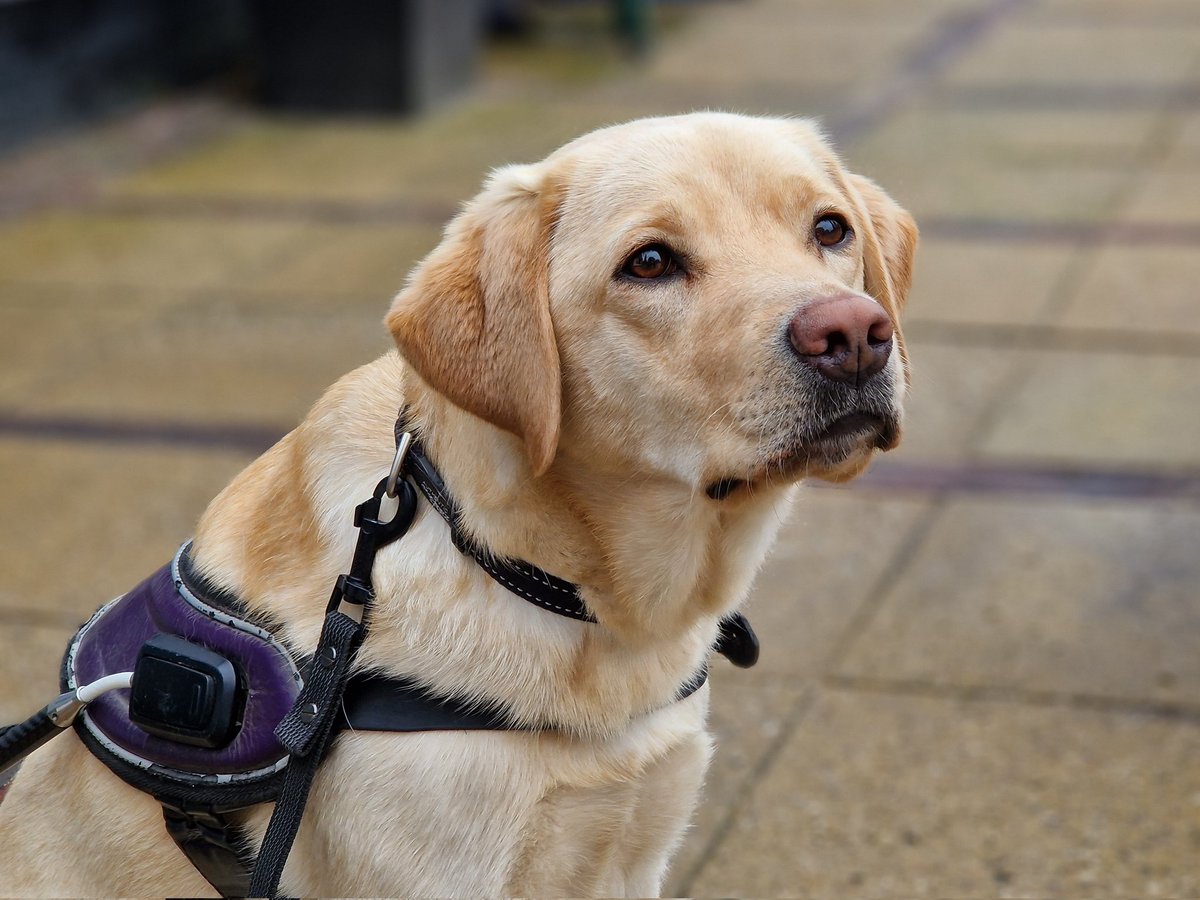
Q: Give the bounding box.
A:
[65,547,301,778]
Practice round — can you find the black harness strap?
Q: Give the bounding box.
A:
[161,804,253,898]
[336,663,709,735]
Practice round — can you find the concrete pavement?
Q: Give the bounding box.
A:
[1,0,1198,895]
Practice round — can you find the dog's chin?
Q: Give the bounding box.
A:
[800,412,899,481]
[705,412,899,499]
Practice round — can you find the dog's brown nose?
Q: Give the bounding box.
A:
[789,295,894,386]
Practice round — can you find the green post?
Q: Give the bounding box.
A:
[615,0,651,56]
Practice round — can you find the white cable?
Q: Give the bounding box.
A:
[76,671,134,703]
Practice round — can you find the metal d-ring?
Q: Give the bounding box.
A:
[385,431,413,498]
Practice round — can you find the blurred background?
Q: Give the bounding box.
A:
[1,0,1199,895]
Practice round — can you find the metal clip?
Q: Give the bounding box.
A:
[385,431,413,499]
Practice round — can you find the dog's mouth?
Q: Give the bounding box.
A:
[811,411,893,446]
[705,410,899,500]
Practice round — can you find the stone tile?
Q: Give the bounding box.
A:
[1020,0,1200,27]
[647,18,924,94]
[594,77,847,124]
[941,25,1199,90]
[849,108,1148,222]
[665,677,808,896]
[904,166,1124,224]
[1116,168,1200,225]
[906,240,1074,326]
[689,689,1200,897]
[108,101,624,207]
[890,343,1028,462]
[8,307,392,427]
[839,496,1200,706]
[0,440,249,623]
[0,213,306,291]
[108,122,426,203]
[977,351,1200,469]
[0,621,79,722]
[245,223,439,310]
[737,0,969,27]
[0,301,142,401]
[1161,114,1200,170]
[852,107,1158,175]
[1059,245,1200,337]
[736,489,932,680]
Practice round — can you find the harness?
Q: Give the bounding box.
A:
[3,423,759,898]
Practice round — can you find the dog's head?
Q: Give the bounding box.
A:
[387,113,916,496]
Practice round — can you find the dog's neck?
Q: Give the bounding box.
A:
[192,353,793,734]
[404,359,794,636]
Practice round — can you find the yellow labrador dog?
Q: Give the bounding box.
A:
[0,112,915,896]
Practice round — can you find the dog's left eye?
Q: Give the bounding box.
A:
[814,214,852,248]
[622,244,679,280]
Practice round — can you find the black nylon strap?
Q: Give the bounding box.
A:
[335,665,708,735]
[337,675,519,733]
[162,804,253,898]
[250,609,365,898]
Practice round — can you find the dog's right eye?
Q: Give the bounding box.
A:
[621,244,679,280]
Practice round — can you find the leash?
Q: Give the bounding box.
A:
[0,674,134,777]
[248,437,418,898]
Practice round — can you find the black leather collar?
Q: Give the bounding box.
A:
[400,424,760,669]
[403,435,597,623]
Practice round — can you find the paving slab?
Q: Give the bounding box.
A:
[838,496,1200,707]
[1020,0,1200,28]
[688,688,1200,897]
[1162,113,1200,169]
[647,19,925,95]
[1060,244,1200,337]
[0,302,143,402]
[0,440,250,624]
[851,106,1160,175]
[940,25,1200,90]
[1116,168,1200,226]
[849,107,1149,222]
[590,77,849,125]
[891,164,1123,224]
[737,489,932,681]
[0,212,306,292]
[906,240,1075,326]
[107,100,635,208]
[0,621,80,722]
[889,343,1031,462]
[243,223,439,312]
[977,350,1200,469]
[8,307,391,427]
[665,676,808,897]
[735,0,971,27]
[108,122,441,203]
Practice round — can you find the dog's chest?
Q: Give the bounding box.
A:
[271,703,711,897]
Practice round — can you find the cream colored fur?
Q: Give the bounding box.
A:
[0,113,915,897]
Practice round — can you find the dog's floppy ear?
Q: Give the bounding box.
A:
[386,164,563,475]
[845,173,919,319]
